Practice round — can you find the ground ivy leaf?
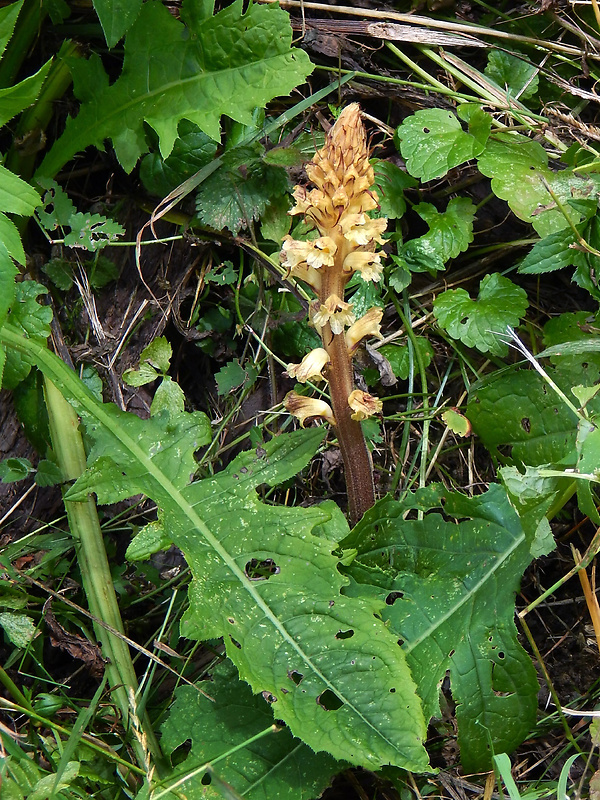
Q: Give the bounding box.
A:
[195,146,289,233]
[395,108,486,182]
[477,134,600,237]
[379,338,434,381]
[372,159,416,219]
[412,197,476,262]
[3,281,52,390]
[161,659,340,800]
[484,50,539,100]
[433,273,528,356]
[341,485,540,772]
[458,103,492,148]
[37,0,313,176]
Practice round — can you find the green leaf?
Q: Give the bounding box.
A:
[216,359,258,396]
[412,197,476,262]
[126,520,171,561]
[477,134,600,236]
[260,194,292,243]
[0,165,40,217]
[139,120,218,196]
[372,159,416,219]
[0,1,22,57]
[466,360,600,466]
[3,330,430,770]
[38,0,313,176]
[458,103,492,147]
[93,0,143,48]
[433,273,529,355]
[161,659,340,800]
[150,377,186,417]
[395,108,486,182]
[0,60,52,129]
[195,147,289,233]
[441,408,471,436]
[0,611,37,648]
[518,227,582,274]
[140,336,172,374]
[63,212,125,251]
[3,282,52,389]
[41,258,73,290]
[341,485,539,772]
[347,276,383,319]
[379,338,434,381]
[0,457,33,482]
[484,51,539,101]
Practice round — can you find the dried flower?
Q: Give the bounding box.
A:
[285,391,336,427]
[345,307,384,354]
[348,390,383,421]
[286,348,330,383]
[311,294,356,335]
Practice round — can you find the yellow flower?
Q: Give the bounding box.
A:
[285,391,336,426]
[311,294,356,335]
[280,236,313,269]
[345,307,384,354]
[341,214,388,246]
[348,390,383,421]
[342,251,384,282]
[306,237,337,269]
[286,348,330,383]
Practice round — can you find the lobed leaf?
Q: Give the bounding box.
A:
[160,659,340,800]
[395,108,486,182]
[433,273,528,355]
[37,0,313,176]
[93,0,142,48]
[341,485,540,771]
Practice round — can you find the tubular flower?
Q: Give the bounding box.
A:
[306,237,337,269]
[286,348,330,383]
[311,294,356,335]
[348,390,383,421]
[343,251,384,282]
[345,307,384,354]
[341,214,388,246]
[284,392,336,427]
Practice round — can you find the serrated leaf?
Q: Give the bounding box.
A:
[372,159,416,219]
[379,338,434,381]
[216,359,258,396]
[126,520,171,561]
[35,459,63,487]
[38,0,313,176]
[0,59,52,128]
[3,282,52,389]
[41,258,73,290]
[412,197,476,262]
[395,108,486,182]
[63,212,125,251]
[150,377,186,417]
[5,333,430,771]
[36,179,76,229]
[477,134,600,236]
[518,227,582,274]
[161,659,340,800]
[139,120,218,196]
[0,165,40,217]
[341,485,539,772]
[0,457,33,482]
[195,147,289,233]
[0,611,37,647]
[93,0,142,47]
[485,51,539,100]
[433,273,528,355]
[0,1,22,57]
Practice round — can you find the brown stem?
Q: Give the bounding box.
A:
[324,325,375,526]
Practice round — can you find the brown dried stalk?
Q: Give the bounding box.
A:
[281,104,386,525]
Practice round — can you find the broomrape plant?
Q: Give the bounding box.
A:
[282,104,386,524]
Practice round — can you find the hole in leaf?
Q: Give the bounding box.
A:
[201,774,211,786]
[448,649,455,658]
[229,636,241,649]
[227,617,235,624]
[386,591,404,605]
[262,691,277,703]
[317,689,343,711]
[460,317,468,325]
[335,629,354,640]
[521,417,531,433]
[390,687,396,693]
[288,670,304,685]
[245,558,280,581]
[498,651,505,659]
[397,639,405,647]
[423,127,430,133]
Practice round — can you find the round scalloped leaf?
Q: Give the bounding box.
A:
[433,273,528,355]
[395,108,486,182]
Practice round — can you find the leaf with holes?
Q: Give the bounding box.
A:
[477,134,600,237]
[37,0,313,176]
[395,108,487,182]
[161,659,340,799]
[340,484,541,772]
[1,334,429,770]
[433,273,528,356]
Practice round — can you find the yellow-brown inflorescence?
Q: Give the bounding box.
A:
[281,103,387,523]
